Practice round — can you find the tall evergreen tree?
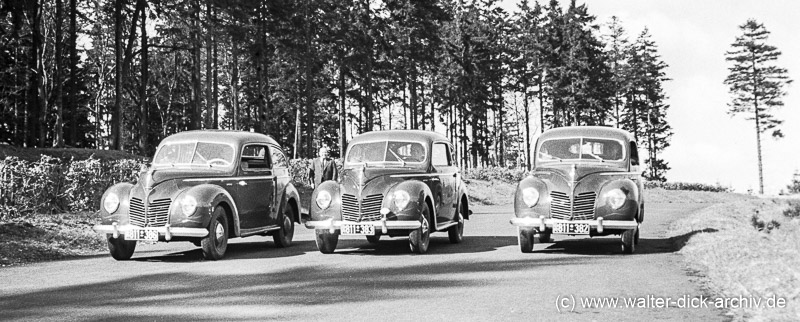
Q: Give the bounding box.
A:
[724,19,792,194]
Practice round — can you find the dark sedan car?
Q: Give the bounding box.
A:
[305,130,470,254]
[93,130,301,260]
[510,126,643,254]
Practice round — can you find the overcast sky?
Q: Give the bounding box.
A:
[500,0,799,194]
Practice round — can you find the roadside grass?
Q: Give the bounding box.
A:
[669,197,800,321]
[0,212,106,266]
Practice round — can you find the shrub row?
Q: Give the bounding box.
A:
[643,181,733,193]
[1,156,144,219]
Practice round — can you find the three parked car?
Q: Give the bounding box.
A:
[93,125,644,260]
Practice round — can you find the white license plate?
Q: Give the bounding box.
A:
[341,223,375,236]
[553,222,590,235]
[127,228,159,241]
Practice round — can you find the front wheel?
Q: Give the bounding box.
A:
[409,203,431,254]
[315,230,339,254]
[201,207,229,260]
[621,226,637,254]
[273,206,295,248]
[366,234,381,244]
[107,235,136,260]
[538,231,551,243]
[518,227,535,253]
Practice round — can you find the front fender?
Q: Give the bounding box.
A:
[457,181,470,219]
[384,180,434,222]
[514,176,549,219]
[310,181,341,221]
[99,183,135,225]
[596,179,639,221]
[170,184,241,235]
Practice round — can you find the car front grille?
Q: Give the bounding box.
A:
[550,191,596,220]
[129,197,171,227]
[342,193,383,222]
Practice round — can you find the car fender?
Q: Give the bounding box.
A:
[278,182,301,223]
[457,181,470,219]
[514,176,549,218]
[310,181,342,221]
[99,182,135,225]
[171,184,241,236]
[596,178,640,220]
[384,180,435,223]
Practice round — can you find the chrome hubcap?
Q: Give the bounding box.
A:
[422,216,429,234]
[215,221,225,239]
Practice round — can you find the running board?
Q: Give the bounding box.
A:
[436,221,459,231]
[240,226,281,237]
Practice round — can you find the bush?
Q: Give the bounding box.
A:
[1,155,145,219]
[783,200,800,219]
[644,181,732,193]
[462,167,529,183]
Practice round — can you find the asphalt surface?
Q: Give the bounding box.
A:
[0,203,724,321]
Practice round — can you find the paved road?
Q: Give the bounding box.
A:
[0,203,723,321]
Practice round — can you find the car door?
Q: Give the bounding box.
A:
[236,144,276,229]
[431,142,457,224]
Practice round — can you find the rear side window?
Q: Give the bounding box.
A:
[432,143,451,166]
[270,145,288,168]
[630,142,639,166]
[241,145,272,170]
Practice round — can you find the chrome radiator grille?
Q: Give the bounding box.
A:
[550,191,596,220]
[129,197,171,227]
[342,194,383,222]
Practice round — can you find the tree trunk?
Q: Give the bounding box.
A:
[191,0,202,130]
[53,0,65,148]
[68,0,78,146]
[230,38,239,130]
[204,0,213,129]
[138,2,149,154]
[339,60,347,156]
[27,0,42,147]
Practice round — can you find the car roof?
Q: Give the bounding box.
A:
[350,130,450,145]
[538,126,634,143]
[160,130,280,147]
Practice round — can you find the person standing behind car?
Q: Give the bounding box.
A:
[309,147,338,189]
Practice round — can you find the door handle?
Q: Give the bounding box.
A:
[238,181,247,186]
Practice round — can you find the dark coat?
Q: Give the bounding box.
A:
[310,157,338,186]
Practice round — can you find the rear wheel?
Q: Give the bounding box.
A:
[201,207,229,260]
[273,205,295,248]
[409,203,431,254]
[448,203,465,244]
[107,235,136,260]
[315,230,339,254]
[518,227,534,253]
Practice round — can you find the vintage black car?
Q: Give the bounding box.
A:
[93,130,301,260]
[510,126,643,254]
[305,130,470,254]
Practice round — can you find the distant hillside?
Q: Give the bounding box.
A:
[0,145,146,162]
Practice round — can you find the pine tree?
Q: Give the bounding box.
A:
[787,170,800,194]
[724,19,792,194]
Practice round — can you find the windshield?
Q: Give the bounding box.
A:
[153,141,235,169]
[538,137,624,163]
[346,141,427,166]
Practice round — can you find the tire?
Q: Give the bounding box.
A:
[621,226,636,254]
[634,227,640,245]
[409,203,431,254]
[366,234,381,244]
[315,230,339,254]
[448,204,465,244]
[201,207,229,260]
[107,235,136,260]
[538,231,551,243]
[518,227,534,253]
[273,205,295,248]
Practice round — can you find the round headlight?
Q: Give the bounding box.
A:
[393,190,411,210]
[605,188,627,210]
[521,187,540,208]
[316,190,332,210]
[104,192,120,214]
[180,195,198,216]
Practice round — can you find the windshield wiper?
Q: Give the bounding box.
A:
[539,151,562,162]
[584,152,605,162]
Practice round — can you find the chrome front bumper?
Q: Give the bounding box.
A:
[304,218,422,234]
[93,222,209,241]
[510,216,638,234]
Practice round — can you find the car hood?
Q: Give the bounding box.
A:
[534,163,625,183]
[139,168,230,190]
[340,167,428,197]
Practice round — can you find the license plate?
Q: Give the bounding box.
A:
[127,228,159,241]
[552,222,590,235]
[341,223,375,236]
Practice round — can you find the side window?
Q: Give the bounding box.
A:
[629,142,639,166]
[432,143,451,166]
[269,145,288,168]
[241,145,272,171]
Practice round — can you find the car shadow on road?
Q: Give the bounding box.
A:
[536,228,719,255]
[132,240,318,263]
[334,235,518,256]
